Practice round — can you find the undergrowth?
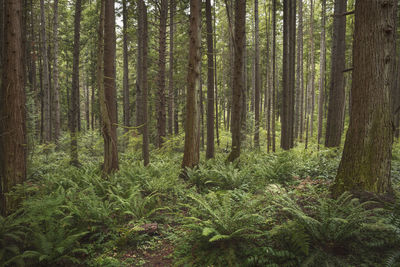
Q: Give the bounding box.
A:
[1,132,400,266]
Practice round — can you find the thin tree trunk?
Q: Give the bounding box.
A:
[138,0,149,166]
[52,0,60,142]
[206,0,215,159]
[227,0,246,162]
[272,0,276,152]
[122,0,130,133]
[254,0,260,148]
[0,0,26,216]
[317,0,326,147]
[157,0,168,147]
[298,0,304,141]
[214,2,219,147]
[70,0,82,166]
[325,0,347,147]
[168,0,175,135]
[310,0,315,139]
[40,0,51,142]
[182,0,201,170]
[332,0,397,196]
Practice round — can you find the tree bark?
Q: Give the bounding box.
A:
[272,0,276,152]
[138,0,149,166]
[168,0,175,136]
[317,0,326,147]
[182,0,201,169]
[0,0,26,216]
[206,0,215,159]
[122,0,130,133]
[101,0,119,174]
[298,0,304,141]
[214,2,219,147]
[227,0,246,162]
[40,0,51,142]
[309,0,315,139]
[281,0,296,150]
[332,0,397,196]
[254,0,260,148]
[157,0,168,147]
[70,0,82,166]
[52,0,60,143]
[325,0,347,147]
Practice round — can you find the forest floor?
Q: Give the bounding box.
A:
[2,131,400,266]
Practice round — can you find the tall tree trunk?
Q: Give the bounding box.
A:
[254,0,260,148]
[332,0,397,196]
[101,0,119,173]
[281,0,296,150]
[214,2,219,147]
[272,0,276,152]
[0,0,26,216]
[227,0,246,162]
[168,0,175,135]
[138,0,149,166]
[0,0,3,83]
[157,0,168,147]
[317,0,326,147]
[182,0,201,170]
[40,0,51,142]
[309,0,315,139]
[298,0,304,141]
[206,0,215,159]
[52,0,61,143]
[122,0,130,133]
[70,0,82,166]
[325,0,347,147]
[266,4,271,152]
[85,73,90,130]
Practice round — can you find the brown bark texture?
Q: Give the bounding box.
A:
[0,0,26,216]
[332,0,397,196]
[101,0,119,173]
[182,0,201,169]
[227,0,246,162]
[206,0,215,159]
[325,0,347,147]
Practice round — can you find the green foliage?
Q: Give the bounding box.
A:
[0,214,26,266]
[273,191,390,266]
[175,190,269,266]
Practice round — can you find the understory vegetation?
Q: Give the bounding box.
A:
[2,131,400,266]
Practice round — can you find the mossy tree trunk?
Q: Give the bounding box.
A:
[332,0,397,196]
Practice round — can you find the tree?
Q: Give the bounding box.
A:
[206,0,215,159]
[40,0,51,142]
[296,0,304,140]
[281,0,296,150]
[157,0,168,147]
[168,0,175,136]
[309,0,315,138]
[138,0,149,166]
[101,0,119,173]
[227,0,246,162]
[332,0,397,196]
[0,0,26,216]
[254,0,260,148]
[70,0,82,166]
[325,0,347,147]
[271,0,276,152]
[182,0,201,170]
[122,0,130,133]
[52,0,61,143]
[317,0,326,147]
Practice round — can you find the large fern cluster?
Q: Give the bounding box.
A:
[175,190,270,266]
[272,191,393,266]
